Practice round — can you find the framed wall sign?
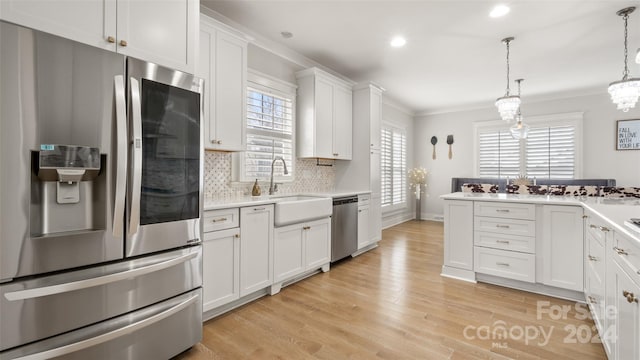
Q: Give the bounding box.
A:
[617,119,640,150]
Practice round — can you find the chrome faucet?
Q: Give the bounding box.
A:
[269,156,289,195]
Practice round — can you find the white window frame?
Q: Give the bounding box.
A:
[381,122,407,213]
[233,69,297,183]
[473,112,583,179]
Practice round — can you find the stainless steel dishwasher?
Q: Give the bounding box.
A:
[331,196,359,262]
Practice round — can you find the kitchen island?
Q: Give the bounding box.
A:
[441,192,640,359]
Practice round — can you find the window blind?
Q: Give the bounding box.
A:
[381,126,406,208]
[526,125,575,179]
[478,130,520,178]
[243,87,294,181]
[477,124,576,179]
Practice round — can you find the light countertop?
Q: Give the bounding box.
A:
[204,190,371,211]
[441,192,640,244]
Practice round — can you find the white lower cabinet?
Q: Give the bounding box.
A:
[607,258,640,360]
[357,205,370,250]
[202,228,240,312]
[273,218,331,286]
[240,205,274,297]
[541,205,584,292]
[443,200,474,275]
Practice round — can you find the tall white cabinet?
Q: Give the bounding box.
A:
[335,82,384,249]
[197,15,248,151]
[0,0,198,73]
[239,205,274,297]
[295,67,353,160]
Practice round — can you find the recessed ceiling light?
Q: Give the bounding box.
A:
[280,31,293,39]
[390,36,406,48]
[490,4,510,18]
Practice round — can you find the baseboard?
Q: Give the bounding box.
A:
[475,273,585,302]
[441,266,477,283]
[382,211,414,229]
[420,212,444,222]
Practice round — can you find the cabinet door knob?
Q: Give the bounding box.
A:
[107,36,116,43]
[119,40,128,47]
[234,234,239,238]
[614,246,629,256]
[588,255,598,261]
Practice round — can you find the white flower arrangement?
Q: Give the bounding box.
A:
[408,167,428,198]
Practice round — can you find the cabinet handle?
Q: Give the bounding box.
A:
[107,36,115,43]
[253,207,266,211]
[588,296,597,304]
[211,217,228,223]
[496,262,510,267]
[303,226,311,230]
[496,209,510,213]
[496,240,510,244]
[623,290,638,304]
[614,246,629,256]
[217,140,222,144]
[599,226,610,232]
[495,224,510,229]
[582,215,588,219]
[333,153,339,156]
[588,255,598,261]
[589,224,598,229]
[119,40,128,47]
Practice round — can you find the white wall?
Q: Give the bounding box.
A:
[381,99,416,228]
[414,91,640,219]
[247,44,303,84]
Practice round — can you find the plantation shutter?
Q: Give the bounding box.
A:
[478,130,520,178]
[526,125,575,179]
[381,126,406,208]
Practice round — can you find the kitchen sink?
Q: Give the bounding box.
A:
[273,195,332,227]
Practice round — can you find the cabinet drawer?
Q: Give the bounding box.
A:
[586,231,605,284]
[586,215,609,245]
[474,231,535,254]
[474,247,536,283]
[474,201,536,220]
[203,208,239,233]
[612,231,640,282]
[474,216,535,237]
[358,194,371,206]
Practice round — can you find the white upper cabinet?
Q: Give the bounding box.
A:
[0,0,198,74]
[197,16,247,151]
[296,67,353,160]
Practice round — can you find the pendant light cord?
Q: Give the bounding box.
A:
[623,13,630,80]
[505,40,511,95]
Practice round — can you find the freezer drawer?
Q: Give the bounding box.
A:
[0,246,202,351]
[0,289,202,360]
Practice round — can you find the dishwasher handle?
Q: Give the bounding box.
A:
[333,196,359,206]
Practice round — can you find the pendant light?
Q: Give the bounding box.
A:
[495,37,520,122]
[608,7,640,112]
[510,79,530,140]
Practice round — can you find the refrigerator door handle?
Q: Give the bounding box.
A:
[112,75,127,239]
[9,293,199,360]
[128,77,143,237]
[4,251,197,301]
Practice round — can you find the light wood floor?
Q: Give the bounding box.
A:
[175,220,607,360]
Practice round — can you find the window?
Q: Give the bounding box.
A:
[240,80,295,182]
[475,112,582,179]
[381,125,407,209]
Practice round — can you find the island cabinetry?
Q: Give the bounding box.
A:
[442,200,474,280]
[606,229,640,360]
[541,205,584,292]
[473,201,536,283]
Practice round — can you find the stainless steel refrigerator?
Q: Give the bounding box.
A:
[0,21,204,359]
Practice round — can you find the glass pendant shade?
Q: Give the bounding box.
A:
[495,95,521,122]
[608,78,640,112]
[510,117,530,139]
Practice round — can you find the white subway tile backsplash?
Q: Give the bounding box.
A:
[204,151,334,201]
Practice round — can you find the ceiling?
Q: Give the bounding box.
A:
[202,1,640,114]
